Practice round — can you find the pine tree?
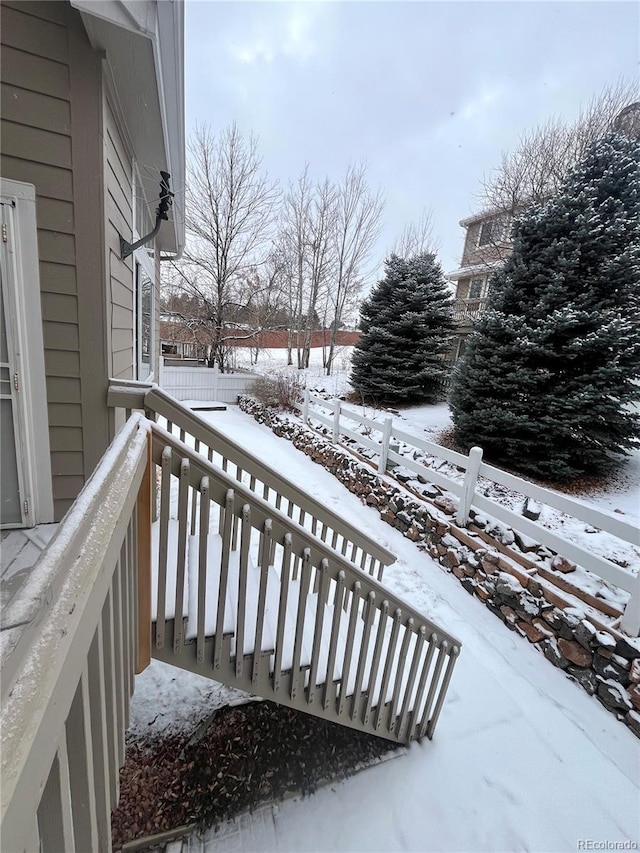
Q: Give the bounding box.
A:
[350,253,454,405]
[451,132,640,481]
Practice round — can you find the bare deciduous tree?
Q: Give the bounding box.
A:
[177,122,280,370]
[325,162,384,375]
[391,208,439,258]
[479,78,639,215]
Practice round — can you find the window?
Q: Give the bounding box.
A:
[468,278,485,299]
[477,216,507,247]
[136,262,154,379]
[132,162,156,380]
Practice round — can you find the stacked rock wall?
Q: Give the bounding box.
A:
[238,396,640,737]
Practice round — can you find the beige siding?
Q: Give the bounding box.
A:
[1,1,111,520]
[0,1,81,519]
[104,99,135,381]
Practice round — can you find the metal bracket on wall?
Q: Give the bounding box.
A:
[120,171,174,260]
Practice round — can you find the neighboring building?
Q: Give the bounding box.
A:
[159,317,362,361]
[446,209,515,360]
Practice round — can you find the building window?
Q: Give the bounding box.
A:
[477,220,494,247]
[136,262,153,379]
[468,277,485,299]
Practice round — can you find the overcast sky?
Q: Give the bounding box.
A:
[185,1,639,279]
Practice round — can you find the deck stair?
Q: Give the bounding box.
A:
[148,420,461,744]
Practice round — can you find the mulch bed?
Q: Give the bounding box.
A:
[111,700,401,849]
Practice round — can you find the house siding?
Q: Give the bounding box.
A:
[104,99,135,383]
[0,1,112,519]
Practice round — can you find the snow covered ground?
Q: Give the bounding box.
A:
[130,405,640,852]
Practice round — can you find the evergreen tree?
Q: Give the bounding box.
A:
[350,253,454,405]
[451,133,640,481]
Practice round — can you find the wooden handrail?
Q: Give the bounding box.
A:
[108,379,396,575]
[1,415,150,851]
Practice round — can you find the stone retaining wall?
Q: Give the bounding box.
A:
[238,395,640,738]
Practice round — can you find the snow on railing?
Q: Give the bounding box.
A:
[302,391,640,636]
[1,415,151,851]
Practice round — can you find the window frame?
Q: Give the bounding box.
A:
[132,162,157,381]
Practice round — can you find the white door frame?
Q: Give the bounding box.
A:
[0,178,54,527]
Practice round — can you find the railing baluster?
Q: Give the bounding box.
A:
[37,749,74,853]
[100,597,118,804]
[419,640,450,739]
[233,468,244,549]
[397,626,426,739]
[290,549,311,703]
[388,618,414,733]
[362,600,389,727]
[173,457,190,654]
[113,559,126,763]
[350,591,376,720]
[337,581,362,717]
[272,534,292,693]
[66,676,98,853]
[307,559,329,705]
[323,571,345,709]
[375,609,402,732]
[410,634,437,741]
[214,489,235,671]
[235,505,251,677]
[252,519,273,686]
[196,477,210,664]
[425,645,460,740]
[156,446,172,649]
[87,630,110,846]
[190,484,198,535]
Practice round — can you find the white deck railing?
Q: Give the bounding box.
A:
[302,391,640,636]
[108,381,395,581]
[1,415,151,852]
[149,422,461,743]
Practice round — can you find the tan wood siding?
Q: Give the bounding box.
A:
[44,350,81,377]
[0,83,71,135]
[48,403,82,428]
[1,45,70,100]
[2,121,72,170]
[0,1,108,519]
[0,4,69,63]
[50,450,84,476]
[104,99,134,381]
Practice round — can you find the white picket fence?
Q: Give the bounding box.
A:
[302,390,640,636]
[159,360,259,403]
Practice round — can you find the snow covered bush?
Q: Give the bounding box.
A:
[350,253,454,405]
[451,132,640,480]
[250,372,304,412]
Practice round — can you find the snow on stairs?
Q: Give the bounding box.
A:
[150,518,459,744]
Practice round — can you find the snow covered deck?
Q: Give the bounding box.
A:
[129,405,640,851]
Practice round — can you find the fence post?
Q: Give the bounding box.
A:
[332,400,341,444]
[158,355,164,386]
[378,416,393,474]
[213,365,219,402]
[303,388,310,425]
[620,574,640,637]
[456,446,483,526]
